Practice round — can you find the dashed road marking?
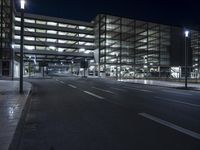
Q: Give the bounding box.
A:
[68,84,77,89]
[59,81,65,84]
[139,112,200,140]
[83,91,104,99]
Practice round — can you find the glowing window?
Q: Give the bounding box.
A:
[58,48,65,52]
[24,36,35,41]
[24,19,35,24]
[79,34,85,37]
[86,35,94,38]
[36,29,46,33]
[58,40,66,44]
[47,22,57,26]
[25,28,35,32]
[14,44,20,49]
[86,27,93,31]
[48,46,56,50]
[58,31,66,35]
[79,42,85,45]
[47,38,57,43]
[47,30,57,34]
[68,25,76,28]
[79,26,86,30]
[36,20,46,25]
[14,35,20,40]
[67,33,76,36]
[24,45,35,50]
[15,26,21,30]
[36,46,46,50]
[85,43,94,46]
[36,38,46,42]
[58,23,67,27]
[15,17,21,22]
[66,41,75,44]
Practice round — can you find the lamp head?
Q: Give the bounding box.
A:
[185,30,189,38]
[20,0,25,9]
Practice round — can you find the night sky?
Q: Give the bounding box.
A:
[15,0,200,30]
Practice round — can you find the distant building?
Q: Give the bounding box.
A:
[1,0,200,79]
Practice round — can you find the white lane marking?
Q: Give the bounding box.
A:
[155,96,200,108]
[68,84,77,89]
[92,87,115,94]
[83,91,104,99]
[111,87,126,92]
[59,81,65,84]
[124,86,153,93]
[139,89,153,93]
[139,113,200,140]
[162,90,192,96]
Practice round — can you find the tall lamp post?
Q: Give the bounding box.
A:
[20,0,25,94]
[184,30,189,89]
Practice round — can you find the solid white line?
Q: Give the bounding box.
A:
[68,84,77,89]
[83,91,104,99]
[162,90,192,96]
[124,86,153,93]
[92,87,115,94]
[155,96,200,108]
[139,113,200,140]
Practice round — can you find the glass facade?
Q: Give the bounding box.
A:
[95,14,171,79]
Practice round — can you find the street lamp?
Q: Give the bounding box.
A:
[184,30,189,89]
[20,0,25,9]
[19,0,26,94]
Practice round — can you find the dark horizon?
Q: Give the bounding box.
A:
[14,0,200,30]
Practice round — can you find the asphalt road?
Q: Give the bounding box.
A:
[17,76,200,150]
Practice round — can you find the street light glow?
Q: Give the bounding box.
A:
[185,30,189,38]
[20,0,25,9]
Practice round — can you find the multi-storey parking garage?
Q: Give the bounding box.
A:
[94,14,200,79]
[1,0,200,79]
[12,12,95,77]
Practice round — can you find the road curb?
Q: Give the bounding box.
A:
[119,81,200,92]
[8,84,33,150]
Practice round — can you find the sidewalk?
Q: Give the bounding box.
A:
[0,80,31,150]
[120,79,200,91]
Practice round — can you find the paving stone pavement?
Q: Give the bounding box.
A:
[0,80,31,150]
